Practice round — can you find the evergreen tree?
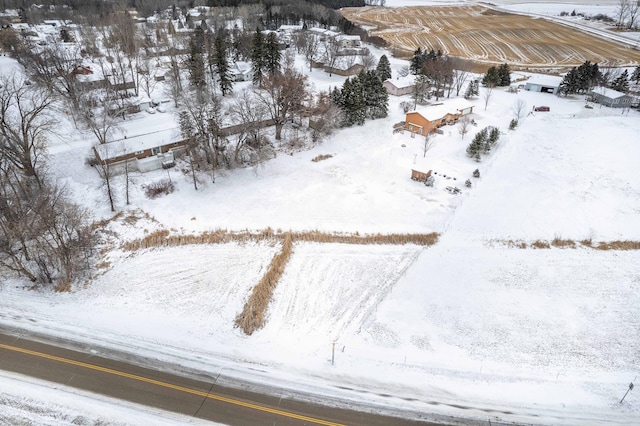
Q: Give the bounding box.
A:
[340,76,366,126]
[632,66,640,84]
[376,55,392,81]
[576,61,600,92]
[482,66,500,87]
[251,28,265,86]
[265,32,281,77]
[466,131,485,159]
[486,126,500,152]
[559,67,580,95]
[361,70,388,119]
[464,79,480,99]
[497,63,511,86]
[410,47,424,75]
[213,31,233,96]
[611,69,629,93]
[186,26,206,88]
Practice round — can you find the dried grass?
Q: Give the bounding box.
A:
[311,154,333,162]
[123,229,440,251]
[596,241,640,250]
[531,240,551,249]
[551,237,576,248]
[235,233,294,335]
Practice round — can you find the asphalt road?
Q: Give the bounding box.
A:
[0,330,438,426]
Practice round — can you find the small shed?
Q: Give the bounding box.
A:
[411,169,432,182]
[524,75,562,95]
[589,86,636,108]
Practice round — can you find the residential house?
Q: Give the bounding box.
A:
[93,128,187,173]
[231,61,253,82]
[405,98,474,136]
[334,34,361,49]
[384,75,415,96]
[589,86,636,108]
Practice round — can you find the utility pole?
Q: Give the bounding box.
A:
[331,341,336,365]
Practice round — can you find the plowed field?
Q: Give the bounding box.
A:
[341,5,640,68]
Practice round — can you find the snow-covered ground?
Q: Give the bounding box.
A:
[0,370,217,426]
[1,4,640,425]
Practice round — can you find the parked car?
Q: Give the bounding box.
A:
[534,106,550,112]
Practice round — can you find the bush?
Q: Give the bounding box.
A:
[144,178,175,199]
[473,168,480,178]
[509,119,518,130]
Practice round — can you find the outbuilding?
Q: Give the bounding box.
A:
[524,75,563,95]
[589,86,636,108]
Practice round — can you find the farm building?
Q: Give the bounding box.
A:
[93,128,187,174]
[384,75,415,96]
[524,75,563,94]
[589,86,636,108]
[405,98,474,136]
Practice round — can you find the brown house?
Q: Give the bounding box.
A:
[405,98,474,136]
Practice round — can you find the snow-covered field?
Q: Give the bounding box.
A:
[1,3,640,425]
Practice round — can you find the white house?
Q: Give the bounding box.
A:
[231,61,253,82]
[590,86,637,108]
[384,75,415,96]
[334,34,361,49]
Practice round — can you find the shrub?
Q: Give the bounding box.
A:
[144,178,175,199]
[312,154,333,162]
[509,119,518,130]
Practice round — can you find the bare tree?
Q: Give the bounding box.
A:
[0,73,56,186]
[422,132,433,157]
[615,0,631,27]
[361,53,377,71]
[138,55,159,99]
[299,32,320,72]
[94,143,117,212]
[0,158,93,287]
[228,90,268,163]
[255,67,309,140]
[483,83,494,111]
[450,57,472,96]
[412,74,431,109]
[512,98,527,121]
[324,39,341,77]
[458,117,471,140]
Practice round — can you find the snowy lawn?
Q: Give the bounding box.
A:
[2,25,640,426]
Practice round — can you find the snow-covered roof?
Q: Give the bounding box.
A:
[385,74,415,89]
[413,98,474,121]
[591,86,627,99]
[95,128,183,161]
[335,34,361,41]
[278,25,303,32]
[526,74,563,87]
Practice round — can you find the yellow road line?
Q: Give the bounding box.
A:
[0,343,345,426]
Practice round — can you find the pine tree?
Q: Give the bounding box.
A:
[410,48,424,75]
[213,32,233,96]
[265,32,281,77]
[186,26,206,88]
[632,66,640,84]
[466,131,485,159]
[465,79,479,99]
[559,67,579,95]
[486,127,500,151]
[611,69,629,93]
[497,63,511,86]
[339,77,366,126]
[576,61,600,92]
[376,55,392,81]
[482,66,500,87]
[361,70,388,119]
[251,28,265,86]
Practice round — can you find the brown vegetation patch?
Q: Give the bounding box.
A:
[531,240,551,249]
[312,154,333,162]
[551,237,576,248]
[596,240,640,250]
[234,233,294,335]
[340,5,640,68]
